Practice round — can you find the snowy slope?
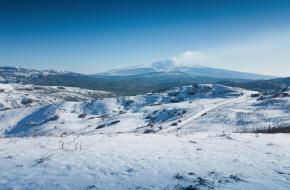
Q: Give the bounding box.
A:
[0,83,113,110]
[0,133,290,190]
[1,84,289,137]
[0,83,290,189]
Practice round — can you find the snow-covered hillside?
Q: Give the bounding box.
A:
[0,83,289,137]
[0,83,113,110]
[0,83,289,189]
[0,66,77,83]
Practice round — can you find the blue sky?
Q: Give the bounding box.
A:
[0,0,290,76]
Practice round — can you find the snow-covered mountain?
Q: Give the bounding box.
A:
[101,59,274,80]
[0,66,289,190]
[0,66,82,83]
[1,82,290,189]
[0,65,282,96]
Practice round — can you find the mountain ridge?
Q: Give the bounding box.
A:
[97,59,275,80]
[0,65,287,96]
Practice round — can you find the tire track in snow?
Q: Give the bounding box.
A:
[164,90,252,132]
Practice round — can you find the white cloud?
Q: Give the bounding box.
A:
[171,51,207,65]
[169,30,290,76]
[204,30,290,76]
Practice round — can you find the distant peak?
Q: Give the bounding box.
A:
[150,59,176,70]
[150,59,207,71]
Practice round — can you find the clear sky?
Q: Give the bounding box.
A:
[0,0,290,76]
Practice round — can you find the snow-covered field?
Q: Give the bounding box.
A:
[0,83,289,189]
[1,133,290,190]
